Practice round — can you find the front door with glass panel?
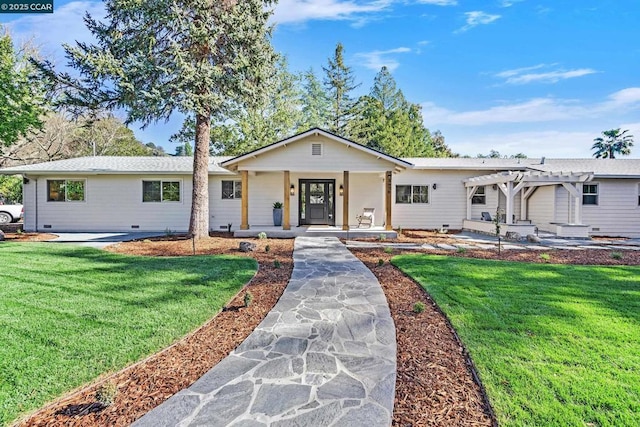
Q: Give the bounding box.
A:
[299,179,335,225]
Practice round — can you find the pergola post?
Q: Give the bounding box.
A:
[342,171,349,230]
[505,181,514,224]
[466,186,476,220]
[385,171,392,230]
[283,170,290,230]
[562,182,583,225]
[240,170,249,230]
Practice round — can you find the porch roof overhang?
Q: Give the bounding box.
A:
[463,170,594,187]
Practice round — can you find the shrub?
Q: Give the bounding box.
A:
[539,253,551,261]
[379,234,386,241]
[164,228,174,237]
[244,291,253,307]
[383,246,393,254]
[258,232,267,239]
[377,258,385,266]
[273,260,281,268]
[265,244,270,253]
[457,246,466,254]
[413,302,425,313]
[610,252,623,260]
[95,382,118,407]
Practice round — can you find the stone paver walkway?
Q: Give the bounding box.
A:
[134,236,396,427]
[346,231,640,252]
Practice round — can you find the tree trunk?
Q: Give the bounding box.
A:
[189,112,211,239]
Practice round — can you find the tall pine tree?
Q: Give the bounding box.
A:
[36,0,277,238]
[297,68,331,131]
[350,66,438,157]
[323,43,359,137]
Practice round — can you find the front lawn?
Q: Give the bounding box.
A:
[393,255,640,427]
[0,243,256,425]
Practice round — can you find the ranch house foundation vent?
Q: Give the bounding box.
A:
[131,225,140,229]
[43,225,51,229]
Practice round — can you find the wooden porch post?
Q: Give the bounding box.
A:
[283,171,290,230]
[385,171,392,230]
[240,170,249,230]
[342,171,349,230]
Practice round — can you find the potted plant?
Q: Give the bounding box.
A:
[272,201,283,226]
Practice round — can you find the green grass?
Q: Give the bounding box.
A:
[0,243,257,425]
[393,255,640,427]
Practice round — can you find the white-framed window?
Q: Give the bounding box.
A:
[222,180,242,200]
[471,186,486,205]
[396,185,429,204]
[47,179,86,202]
[582,184,598,205]
[637,183,640,206]
[142,180,181,202]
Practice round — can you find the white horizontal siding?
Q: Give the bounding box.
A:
[528,185,556,231]
[26,175,192,232]
[238,135,398,172]
[582,180,640,237]
[393,170,477,229]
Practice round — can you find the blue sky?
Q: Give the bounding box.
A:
[2,0,639,158]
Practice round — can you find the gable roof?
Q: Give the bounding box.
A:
[0,156,234,175]
[220,128,413,170]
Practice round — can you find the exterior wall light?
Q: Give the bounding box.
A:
[432,183,437,190]
[339,184,344,196]
[290,184,295,196]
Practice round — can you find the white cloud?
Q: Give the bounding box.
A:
[415,0,457,5]
[4,1,105,62]
[495,64,598,84]
[500,0,525,7]
[456,11,501,32]
[422,87,640,126]
[272,0,391,25]
[354,47,411,71]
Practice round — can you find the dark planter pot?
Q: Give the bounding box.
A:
[273,208,283,226]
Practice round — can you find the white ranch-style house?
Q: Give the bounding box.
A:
[2,128,639,238]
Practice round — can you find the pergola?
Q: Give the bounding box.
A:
[463,170,594,225]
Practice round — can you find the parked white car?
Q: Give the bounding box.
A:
[0,204,23,224]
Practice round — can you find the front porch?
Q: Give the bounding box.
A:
[233,225,398,239]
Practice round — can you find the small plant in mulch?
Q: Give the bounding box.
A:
[379,234,386,241]
[258,232,267,239]
[377,258,385,267]
[610,252,623,260]
[265,244,271,253]
[95,381,118,407]
[397,226,403,236]
[244,291,253,307]
[413,301,426,313]
[457,246,467,254]
[273,260,281,268]
[384,246,393,254]
[539,253,551,261]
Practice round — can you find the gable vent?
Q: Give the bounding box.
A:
[311,143,322,156]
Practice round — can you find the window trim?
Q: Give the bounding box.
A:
[222,180,242,200]
[47,179,86,203]
[471,186,486,205]
[395,184,430,204]
[142,179,182,203]
[582,183,599,206]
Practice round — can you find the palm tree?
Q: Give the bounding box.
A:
[591,128,634,159]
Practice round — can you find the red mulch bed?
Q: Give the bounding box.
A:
[2,232,57,242]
